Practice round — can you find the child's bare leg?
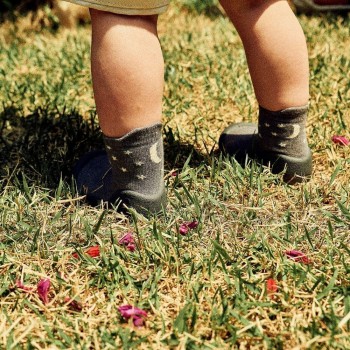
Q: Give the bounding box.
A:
[74,10,166,215]
[90,10,164,137]
[219,0,309,110]
[219,0,312,182]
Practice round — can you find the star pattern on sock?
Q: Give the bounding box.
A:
[256,105,309,160]
[99,124,164,212]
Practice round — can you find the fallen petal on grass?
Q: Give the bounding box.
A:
[266,278,278,299]
[118,305,147,318]
[72,245,100,259]
[64,297,83,312]
[285,250,311,264]
[187,221,199,229]
[118,305,148,327]
[133,316,146,327]
[15,280,34,292]
[179,221,199,235]
[332,135,350,146]
[118,232,134,246]
[119,232,136,252]
[126,243,136,252]
[86,245,100,257]
[179,224,189,235]
[37,278,51,304]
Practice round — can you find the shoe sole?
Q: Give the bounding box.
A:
[73,149,166,216]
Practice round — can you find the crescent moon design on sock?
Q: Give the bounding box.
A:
[287,124,301,139]
[150,142,162,164]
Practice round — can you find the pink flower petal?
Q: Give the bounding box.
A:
[187,221,199,229]
[119,233,136,252]
[126,243,136,252]
[37,278,51,304]
[119,232,135,246]
[118,304,132,314]
[15,280,34,292]
[64,297,83,312]
[179,221,199,235]
[285,250,311,264]
[332,135,350,146]
[118,304,148,327]
[118,305,147,318]
[133,316,145,327]
[179,224,189,235]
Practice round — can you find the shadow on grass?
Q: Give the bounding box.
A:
[163,126,210,172]
[0,106,209,191]
[0,106,103,189]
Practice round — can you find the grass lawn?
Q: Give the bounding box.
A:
[0,1,349,349]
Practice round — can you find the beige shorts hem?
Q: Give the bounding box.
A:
[63,0,169,15]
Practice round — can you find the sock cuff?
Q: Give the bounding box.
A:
[103,123,162,149]
[259,104,309,116]
[259,105,308,125]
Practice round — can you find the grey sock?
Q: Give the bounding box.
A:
[104,123,164,197]
[218,105,312,182]
[258,105,309,158]
[73,123,166,215]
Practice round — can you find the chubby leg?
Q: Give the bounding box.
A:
[74,10,166,215]
[219,0,309,110]
[218,0,311,182]
[90,10,164,137]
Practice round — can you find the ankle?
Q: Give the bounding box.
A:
[258,105,310,158]
[103,123,164,194]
